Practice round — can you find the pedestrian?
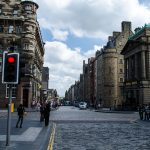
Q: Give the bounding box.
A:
[31,99,35,109]
[40,103,44,122]
[148,103,150,120]
[144,105,149,120]
[44,101,51,126]
[138,105,143,120]
[16,104,25,128]
[36,101,41,111]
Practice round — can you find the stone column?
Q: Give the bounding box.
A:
[141,51,146,79]
[148,50,150,79]
[128,57,132,80]
[124,59,127,81]
[135,54,138,79]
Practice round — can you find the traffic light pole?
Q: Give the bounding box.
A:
[6,84,12,146]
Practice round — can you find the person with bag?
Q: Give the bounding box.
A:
[16,104,25,128]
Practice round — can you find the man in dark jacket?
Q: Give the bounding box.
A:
[44,102,50,126]
[16,104,25,128]
[40,103,44,122]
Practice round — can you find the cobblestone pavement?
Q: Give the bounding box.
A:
[50,106,150,150]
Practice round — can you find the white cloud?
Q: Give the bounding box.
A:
[84,45,102,58]
[37,0,150,40]
[44,41,85,96]
[51,29,69,41]
[44,41,102,96]
[35,0,150,96]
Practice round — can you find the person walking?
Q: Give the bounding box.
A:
[138,105,143,120]
[44,101,50,126]
[16,104,25,128]
[144,105,149,120]
[40,103,44,122]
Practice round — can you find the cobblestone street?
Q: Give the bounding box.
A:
[50,106,150,150]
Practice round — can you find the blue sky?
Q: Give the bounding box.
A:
[35,0,150,96]
[41,28,104,52]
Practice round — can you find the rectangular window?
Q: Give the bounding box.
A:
[0,9,2,15]
[120,59,123,64]
[120,78,123,82]
[8,25,14,33]
[6,85,17,98]
[13,10,18,17]
[126,59,129,79]
[16,26,22,34]
[120,69,123,73]
[24,43,29,50]
[25,6,32,11]
[0,25,3,32]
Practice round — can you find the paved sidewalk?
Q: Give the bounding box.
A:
[0,111,52,150]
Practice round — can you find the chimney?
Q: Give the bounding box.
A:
[121,21,131,32]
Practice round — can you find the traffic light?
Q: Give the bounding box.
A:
[2,52,19,84]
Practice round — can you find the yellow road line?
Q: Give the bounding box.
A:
[47,123,56,150]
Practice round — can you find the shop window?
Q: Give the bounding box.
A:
[6,85,17,98]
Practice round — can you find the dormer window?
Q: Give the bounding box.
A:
[25,5,32,11]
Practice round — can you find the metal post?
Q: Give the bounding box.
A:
[6,84,12,146]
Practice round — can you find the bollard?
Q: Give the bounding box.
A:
[11,103,14,113]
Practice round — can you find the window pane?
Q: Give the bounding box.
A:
[9,25,14,33]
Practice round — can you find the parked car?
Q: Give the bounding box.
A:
[79,102,87,109]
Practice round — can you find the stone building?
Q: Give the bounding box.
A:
[0,0,44,108]
[121,24,150,109]
[96,21,132,109]
[83,60,89,103]
[78,74,83,101]
[83,57,96,106]
[41,67,49,101]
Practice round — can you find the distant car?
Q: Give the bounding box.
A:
[79,102,87,109]
[65,101,71,106]
[74,101,79,107]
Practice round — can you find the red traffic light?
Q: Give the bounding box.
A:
[7,56,15,63]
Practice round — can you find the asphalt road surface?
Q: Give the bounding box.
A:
[49,106,150,150]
